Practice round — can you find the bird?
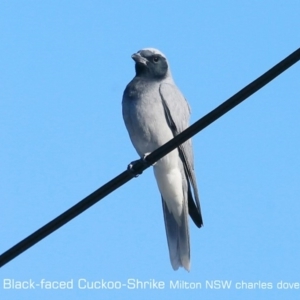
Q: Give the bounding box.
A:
[122,48,203,271]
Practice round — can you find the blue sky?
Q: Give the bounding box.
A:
[1,1,300,299]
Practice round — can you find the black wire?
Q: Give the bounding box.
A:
[1,48,299,268]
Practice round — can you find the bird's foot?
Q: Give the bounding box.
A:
[127,152,154,177]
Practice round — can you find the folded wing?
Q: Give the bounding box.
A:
[159,83,203,227]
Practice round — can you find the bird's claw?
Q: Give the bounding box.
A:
[127,159,143,177]
[127,153,154,177]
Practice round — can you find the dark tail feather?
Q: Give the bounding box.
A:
[187,182,203,228]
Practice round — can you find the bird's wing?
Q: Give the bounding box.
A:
[159,83,203,228]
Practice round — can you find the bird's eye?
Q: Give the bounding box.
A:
[153,56,159,63]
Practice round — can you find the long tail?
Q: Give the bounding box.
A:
[162,196,190,271]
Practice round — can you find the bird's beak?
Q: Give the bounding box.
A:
[131,53,148,66]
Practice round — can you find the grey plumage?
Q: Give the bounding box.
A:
[122,48,202,271]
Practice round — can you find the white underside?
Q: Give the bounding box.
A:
[153,149,183,224]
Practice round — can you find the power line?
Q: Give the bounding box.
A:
[1,48,299,268]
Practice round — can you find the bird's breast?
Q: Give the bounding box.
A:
[123,82,174,156]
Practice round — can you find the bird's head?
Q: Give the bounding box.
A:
[131,48,170,80]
